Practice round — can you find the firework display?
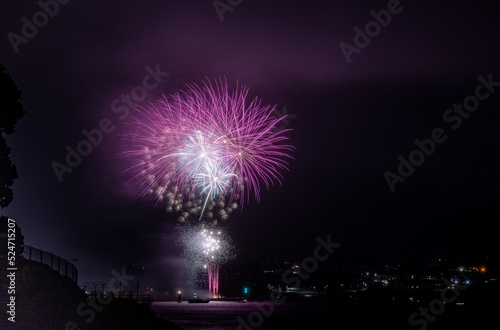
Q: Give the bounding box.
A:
[124,79,292,296]
[124,78,293,221]
[181,227,236,298]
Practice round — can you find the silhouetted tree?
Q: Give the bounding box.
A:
[0,138,17,208]
[0,64,25,208]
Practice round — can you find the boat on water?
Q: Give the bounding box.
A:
[188,293,209,303]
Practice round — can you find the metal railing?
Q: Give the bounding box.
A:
[22,244,78,283]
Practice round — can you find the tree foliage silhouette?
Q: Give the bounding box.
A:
[0,64,25,208]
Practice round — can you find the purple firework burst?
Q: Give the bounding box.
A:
[124,78,293,215]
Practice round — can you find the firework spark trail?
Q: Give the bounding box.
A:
[123,78,293,219]
[195,161,236,221]
[207,264,219,298]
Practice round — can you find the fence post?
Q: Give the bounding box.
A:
[40,248,42,263]
[29,245,32,260]
[65,260,68,278]
[58,256,60,273]
[50,253,53,268]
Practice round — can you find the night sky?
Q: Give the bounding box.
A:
[1,0,500,291]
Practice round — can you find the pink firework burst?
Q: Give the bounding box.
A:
[124,78,293,213]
